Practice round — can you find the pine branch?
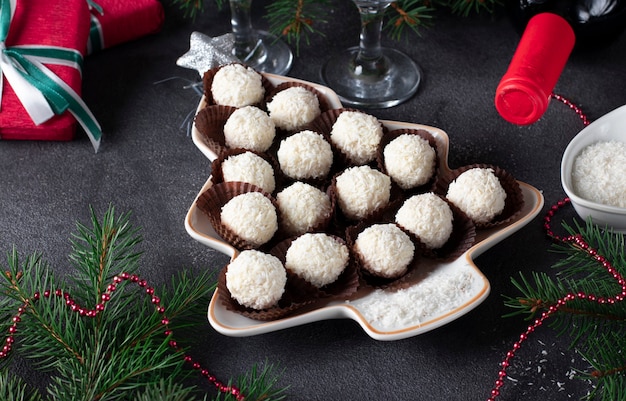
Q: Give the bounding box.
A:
[214,361,287,401]
[0,205,289,401]
[0,370,41,401]
[503,217,626,398]
[266,0,330,54]
[386,0,435,41]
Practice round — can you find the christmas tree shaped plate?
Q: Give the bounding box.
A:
[185,105,545,340]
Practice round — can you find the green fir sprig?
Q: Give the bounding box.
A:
[172,0,501,49]
[504,218,626,401]
[0,205,287,401]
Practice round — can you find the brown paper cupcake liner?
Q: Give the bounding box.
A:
[270,235,360,301]
[217,264,318,321]
[193,105,238,159]
[266,81,335,116]
[210,148,280,194]
[267,130,337,188]
[389,193,477,262]
[195,181,279,250]
[345,221,423,291]
[328,168,405,234]
[432,163,525,230]
[376,128,440,196]
[306,108,388,170]
[202,62,275,109]
[272,182,337,242]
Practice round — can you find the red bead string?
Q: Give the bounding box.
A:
[487,198,626,400]
[551,93,591,127]
[0,272,244,401]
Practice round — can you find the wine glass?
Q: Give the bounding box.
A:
[321,0,421,108]
[229,0,293,75]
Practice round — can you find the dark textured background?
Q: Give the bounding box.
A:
[1,2,625,400]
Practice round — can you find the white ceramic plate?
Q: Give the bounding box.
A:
[185,114,544,340]
[190,72,344,161]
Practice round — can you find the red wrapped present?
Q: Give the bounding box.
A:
[0,0,101,150]
[87,0,165,54]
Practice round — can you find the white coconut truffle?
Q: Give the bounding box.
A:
[330,111,383,165]
[226,250,287,310]
[335,166,391,220]
[355,224,415,279]
[277,182,332,236]
[446,168,507,224]
[223,106,276,152]
[267,86,321,131]
[277,130,333,180]
[384,134,436,189]
[285,233,349,288]
[221,152,276,193]
[221,192,278,247]
[211,64,265,107]
[395,193,454,249]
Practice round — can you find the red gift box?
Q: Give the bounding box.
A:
[0,0,100,147]
[88,0,165,54]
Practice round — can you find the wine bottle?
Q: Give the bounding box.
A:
[495,12,576,125]
[506,0,626,50]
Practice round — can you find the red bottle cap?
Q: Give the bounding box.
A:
[495,13,576,125]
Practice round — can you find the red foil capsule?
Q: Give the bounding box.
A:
[495,13,575,125]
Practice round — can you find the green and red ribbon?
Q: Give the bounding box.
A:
[0,0,102,151]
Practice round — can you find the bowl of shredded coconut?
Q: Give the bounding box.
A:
[561,104,626,232]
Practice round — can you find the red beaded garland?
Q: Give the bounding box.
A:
[488,198,626,400]
[0,273,245,401]
[550,93,591,127]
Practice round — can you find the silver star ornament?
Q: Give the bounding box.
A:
[176,32,240,76]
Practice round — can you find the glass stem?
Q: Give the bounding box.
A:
[229,0,261,62]
[353,2,391,76]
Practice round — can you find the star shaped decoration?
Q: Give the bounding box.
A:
[176,32,240,77]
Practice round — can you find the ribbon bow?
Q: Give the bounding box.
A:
[0,0,102,152]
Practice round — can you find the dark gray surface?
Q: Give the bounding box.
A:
[1,2,625,400]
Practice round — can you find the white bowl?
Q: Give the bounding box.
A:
[561,104,626,232]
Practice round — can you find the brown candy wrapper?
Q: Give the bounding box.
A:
[217,263,319,321]
[266,81,335,120]
[193,105,237,159]
[327,168,405,235]
[270,235,361,301]
[345,222,423,291]
[306,108,388,170]
[376,128,440,196]
[273,183,337,242]
[432,164,525,229]
[195,181,279,250]
[202,63,275,109]
[210,148,281,194]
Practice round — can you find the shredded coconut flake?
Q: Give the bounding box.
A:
[285,233,349,288]
[335,166,391,220]
[330,111,383,165]
[446,168,507,224]
[355,223,415,278]
[267,86,321,131]
[211,64,265,107]
[223,106,275,152]
[277,130,333,179]
[354,265,476,330]
[221,152,275,193]
[226,250,286,310]
[221,192,277,246]
[395,193,453,249]
[384,134,436,189]
[572,140,626,208]
[277,182,332,236]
